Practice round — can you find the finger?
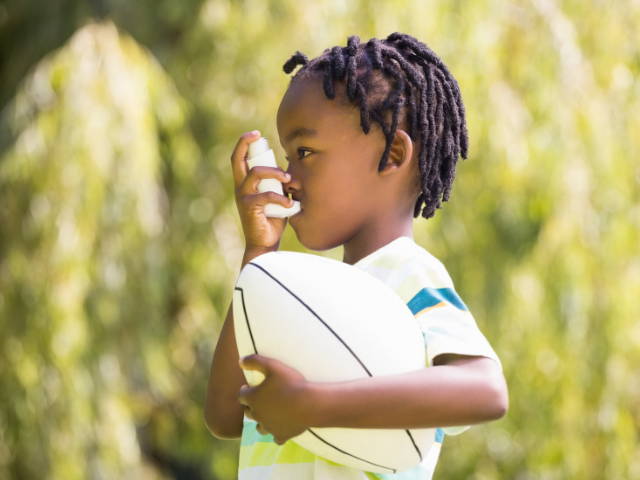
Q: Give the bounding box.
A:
[239,354,273,375]
[244,405,254,421]
[237,166,291,196]
[239,191,295,211]
[230,130,261,190]
[238,384,253,406]
[256,423,268,436]
[273,437,285,446]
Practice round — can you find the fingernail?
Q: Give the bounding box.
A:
[251,130,259,135]
[239,356,246,365]
[285,173,291,179]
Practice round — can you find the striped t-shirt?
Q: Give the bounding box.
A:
[238,235,502,480]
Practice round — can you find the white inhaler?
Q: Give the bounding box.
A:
[246,137,301,218]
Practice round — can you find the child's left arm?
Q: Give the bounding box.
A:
[237,352,508,445]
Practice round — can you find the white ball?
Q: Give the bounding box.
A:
[233,251,435,474]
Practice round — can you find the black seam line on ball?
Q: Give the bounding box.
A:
[307,429,396,474]
[247,262,372,376]
[234,287,258,354]
[406,430,422,461]
[248,261,421,464]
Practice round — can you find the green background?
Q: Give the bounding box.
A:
[0,0,639,478]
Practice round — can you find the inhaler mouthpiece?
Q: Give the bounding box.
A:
[246,137,301,218]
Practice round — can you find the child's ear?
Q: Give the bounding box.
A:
[380,129,413,176]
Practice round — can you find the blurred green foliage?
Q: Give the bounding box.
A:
[0,1,639,479]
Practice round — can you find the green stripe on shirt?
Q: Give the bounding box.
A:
[240,440,317,468]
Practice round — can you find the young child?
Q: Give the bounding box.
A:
[204,33,508,480]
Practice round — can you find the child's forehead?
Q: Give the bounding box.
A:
[279,76,340,114]
[277,77,359,139]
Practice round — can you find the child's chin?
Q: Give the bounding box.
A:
[295,230,341,253]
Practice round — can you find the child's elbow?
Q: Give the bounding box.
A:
[487,374,509,420]
[204,410,243,440]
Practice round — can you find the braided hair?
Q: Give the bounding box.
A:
[282,33,469,220]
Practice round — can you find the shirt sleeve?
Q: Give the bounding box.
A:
[395,256,502,436]
[417,299,502,372]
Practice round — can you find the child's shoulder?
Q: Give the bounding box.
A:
[387,238,453,283]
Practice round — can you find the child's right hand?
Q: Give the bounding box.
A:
[231,130,294,251]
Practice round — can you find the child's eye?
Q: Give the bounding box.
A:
[297,149,311,160]
[284,149,312,162]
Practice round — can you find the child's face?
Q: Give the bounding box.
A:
[277,74,418,252]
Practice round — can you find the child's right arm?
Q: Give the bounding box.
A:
[203,130,294,439]
[203,300,245,438]
[204,248,277,438]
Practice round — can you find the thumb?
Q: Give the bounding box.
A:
[239,354,272,375]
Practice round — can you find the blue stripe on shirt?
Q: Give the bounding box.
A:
[241,421,275,446]
[407,288,468,314]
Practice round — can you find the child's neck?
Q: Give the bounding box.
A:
[342,226,414,266]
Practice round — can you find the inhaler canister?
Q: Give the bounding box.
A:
[246,137,301,218]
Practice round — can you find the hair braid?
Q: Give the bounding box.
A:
[345,36,360,102]
[356,82,371,134]
[283,51,309,74]
[281,32,468,220]
[322,58,335,100]
[368,38,383,69]
[331,46,346,80]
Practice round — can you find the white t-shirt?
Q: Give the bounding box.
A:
[238,236,502,480]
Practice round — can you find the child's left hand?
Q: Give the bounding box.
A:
[237,354,313,445]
